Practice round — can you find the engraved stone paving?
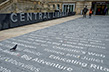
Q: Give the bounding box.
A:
[0,16,109,72]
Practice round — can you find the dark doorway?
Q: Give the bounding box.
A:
[96,5,106,15]
[92,1,109,15]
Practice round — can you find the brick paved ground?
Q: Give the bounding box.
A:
[0,16,109,72]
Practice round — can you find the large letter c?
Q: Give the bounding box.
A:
[11,13,18,22]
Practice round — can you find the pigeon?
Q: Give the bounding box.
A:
[10,44,17,51]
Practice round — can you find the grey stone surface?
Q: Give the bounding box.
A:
[0,16,109,72]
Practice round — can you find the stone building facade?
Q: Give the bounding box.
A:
[0,0,109,15]
[47,0,109,15]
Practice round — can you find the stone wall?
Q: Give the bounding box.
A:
[16,2,35,13]
[0,2,35,13]
[1,0,108,14]
[75,1,92,14]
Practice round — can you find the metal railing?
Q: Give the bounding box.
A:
[0,0,13,10]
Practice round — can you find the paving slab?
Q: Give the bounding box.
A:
[0,16,109,72]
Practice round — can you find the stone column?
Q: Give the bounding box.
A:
[76,1,84,15]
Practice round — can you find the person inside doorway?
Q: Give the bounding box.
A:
[97,8,101,15]
[104,7,108,15]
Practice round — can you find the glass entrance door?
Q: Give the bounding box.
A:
[63,5,68,12]
[69,5,74,12]
[63,4,74,12]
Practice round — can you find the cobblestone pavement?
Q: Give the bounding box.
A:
[0,16,109,72]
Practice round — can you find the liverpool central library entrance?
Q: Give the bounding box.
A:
[92,1,109,15]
